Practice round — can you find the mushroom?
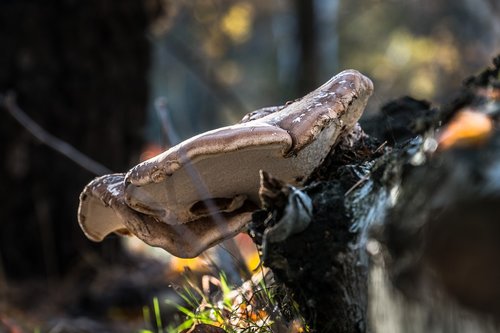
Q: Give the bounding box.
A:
[77,69,374,258]
[78,173,256,256]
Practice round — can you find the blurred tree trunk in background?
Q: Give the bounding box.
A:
[294,0,318,95]
[0,1,158,280]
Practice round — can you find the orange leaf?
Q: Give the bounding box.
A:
[438,109,493,150]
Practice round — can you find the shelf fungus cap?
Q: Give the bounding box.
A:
[78,173,257,257]
[77,69,373,258]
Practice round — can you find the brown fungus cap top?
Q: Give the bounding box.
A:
[77,70,373,258]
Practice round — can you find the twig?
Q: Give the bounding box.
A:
[155,99,250,279]
[1,92,112,176]
[344,172,372,197]
[373,141,388,154]
[154,97,180,147]
[344,141,388,196]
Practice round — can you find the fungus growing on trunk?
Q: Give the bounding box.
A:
[77,69,374,258]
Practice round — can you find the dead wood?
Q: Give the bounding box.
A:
[251,55,500,333]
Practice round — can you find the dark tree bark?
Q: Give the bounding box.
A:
[253,56,500,332]
[294,0,318,95]
[251,129,385,333]
[0,1,155,280]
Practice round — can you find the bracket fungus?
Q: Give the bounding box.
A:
[78,69,374,258]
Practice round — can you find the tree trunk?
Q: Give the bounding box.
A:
[294,0,318,95]
[254,56,500,332]
[0,1,152,280]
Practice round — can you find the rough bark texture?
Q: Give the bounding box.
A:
[379,56,500,329]
[252,56,500,332]
[251,131,385,333]
[0,1,154,280]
